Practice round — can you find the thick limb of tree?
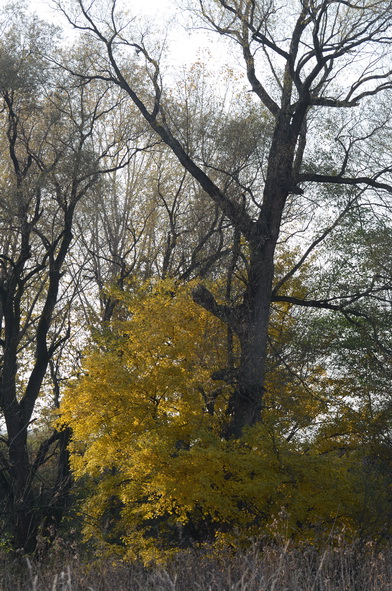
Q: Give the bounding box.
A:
[57,0,392,438]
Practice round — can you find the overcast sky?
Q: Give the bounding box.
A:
[26,0,216,67]
[28,0,177,20]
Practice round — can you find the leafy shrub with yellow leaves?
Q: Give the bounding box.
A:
[59,279,391,563]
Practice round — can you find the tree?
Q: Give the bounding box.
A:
[59,270,391,560]
[0,8,147,552]
[56,0,392,439]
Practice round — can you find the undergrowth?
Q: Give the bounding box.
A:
[1,541,391,591]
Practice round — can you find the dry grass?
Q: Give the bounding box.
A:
[1,541,392,591]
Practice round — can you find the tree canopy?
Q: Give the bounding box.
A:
[0,0,391,558]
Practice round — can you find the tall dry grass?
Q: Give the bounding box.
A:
[1,541,391,591]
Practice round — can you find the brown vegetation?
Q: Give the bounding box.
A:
[1,541,392,591]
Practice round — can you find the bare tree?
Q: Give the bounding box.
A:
[0,9,151,551]
[55,0,392,440]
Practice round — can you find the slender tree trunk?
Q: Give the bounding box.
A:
[0,208,76,553]
[7,429,37,552]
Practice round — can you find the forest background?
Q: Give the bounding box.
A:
[0,0,392,573]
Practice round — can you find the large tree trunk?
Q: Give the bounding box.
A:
[193,112,298,437]
[220,239,273,436]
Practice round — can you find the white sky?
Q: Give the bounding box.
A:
[28,0,175,22]
[26,0,219,68]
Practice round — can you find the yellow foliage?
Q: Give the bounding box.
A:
[59,278,385,562]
